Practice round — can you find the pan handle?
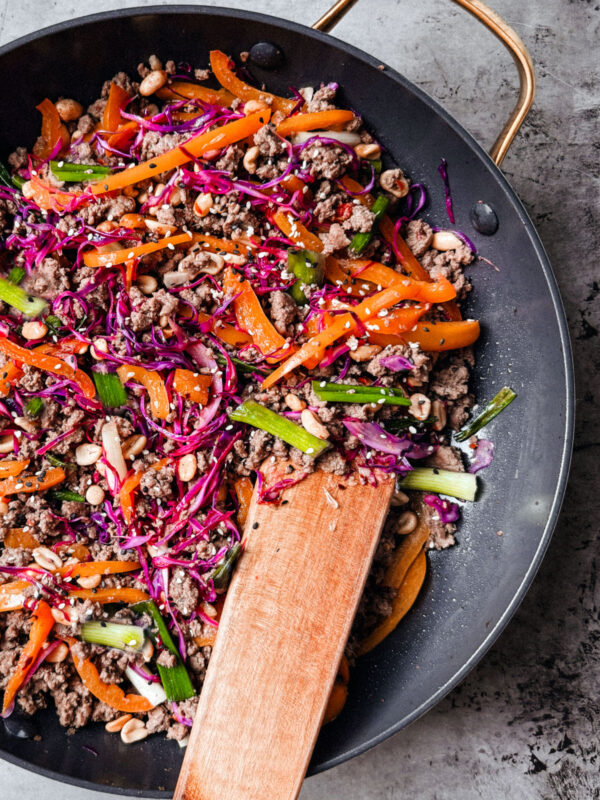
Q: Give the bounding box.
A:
[312,0,535,167]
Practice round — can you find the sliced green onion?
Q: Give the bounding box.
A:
[212,543,242,591]
[11,174,25,190]
[349,194,389,255]
[287,249,325,305]
[80,621,145,652]
[455,387,517,442]
[0,163,13,189]
[8,266,25,285]
[0,277,47,318]
[400,467,477,502]
[215,352,269,375]
[311,381,410,407]
[44,315,62,335]
[229,400,330,457]
[132,600,195,702]
[50,161,111,183]
[25,397,44,418]
[46,453,69,468]
[93,371,128,408]
[50,489,85,503]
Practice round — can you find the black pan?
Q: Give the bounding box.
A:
[0,5,574,796]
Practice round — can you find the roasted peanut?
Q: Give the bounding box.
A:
[301,409,329,440]
[55,98,83,122]
[139,70,167,96]
[397,510,418,535]
[75,443,102,466]
[408,393,431,421]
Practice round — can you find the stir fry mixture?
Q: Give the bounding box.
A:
[0,53,515,743]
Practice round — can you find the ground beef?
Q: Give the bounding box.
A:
[426,445,464,473]
[215,144,244,174]
[342,204,375,234]
[268,290,297,336]
[78,194,136,226]
[420,244,474,298]
[366,344,432,387]
[157,649,178,668]
[140,465,175,499]
[129,286,179,332]
[169,568,200,615]
[146,704,171,734]
[21,257,70,302]
[306,84,337,112]
[304,142,352,180]
[420,500,457,550]
[405,219,434,257]
[430,349,475,429]
[320,222,350,255]
[140,131,188,161]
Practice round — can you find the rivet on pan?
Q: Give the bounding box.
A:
[469,201,499,235]
[249,42,283,70]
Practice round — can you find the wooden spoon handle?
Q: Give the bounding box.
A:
[174,470,394,800]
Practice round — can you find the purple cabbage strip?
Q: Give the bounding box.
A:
[468,438,495,474]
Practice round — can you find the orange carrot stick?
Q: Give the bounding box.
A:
[1,600,54,712]
[234,477,254,530]
[223,267,290,362]
[0,467,66,497]
[367,320,480,351]
[0,459,29,478]
[117,364,170,419]
[65,636,153,713]
[210,50,297,115]
[0,338,95,399]
[35,99,69,159]
[91,109,270,195]
[173,369,211,405]
[276,110,355,137]
[157,81,234,107]
[68,587,149,605]
[102,83,131,132]
[272,210,324,252]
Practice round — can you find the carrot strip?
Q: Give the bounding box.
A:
[196,312,253,347]
[107,121,139,151]
[325,258,376,297]
[27,177,80,214]
[262,313,356,388]
[0,338,95,399]
[223,267,290,363]
[119,458,169,524]
[157,81,234,107]
[58,560,141,579]
[0,467,66,497]
[173,369,211,405]
[234,477,253,530]
[272,210,324,252]
[102,83,131,132]
[35,339,89,357]
[68,587,149,604]
[323,680,348,724]
[2,600,54,713]
[276,110,355,137]
[4,528,39,549]
[0,580,30,612]
[65,636,152,712]
[91,109,270,195]
[194,630,218,648]
[359,550,427,655]
[35,99,69,159]
[83,231,256,268]
[117,364,170,419]
[368,320,480,351]
[0,460,29,478]
[210,50,297,115]
[0,361,22,397]
[363,304,431,336]
[118,213,146,230]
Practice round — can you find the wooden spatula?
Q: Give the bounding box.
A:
[174,468,394,800]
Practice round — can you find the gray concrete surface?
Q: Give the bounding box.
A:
[0,0,598,797]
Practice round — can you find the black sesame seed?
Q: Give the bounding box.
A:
[252,522,259,529]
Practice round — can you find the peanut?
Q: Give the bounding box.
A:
[75,443,102,466]
[105,713,132,733]
[300,409,330,440]
[408,393,431,422]
[55,98,83,122]
[397,510,418,535]
[139,70,167,97]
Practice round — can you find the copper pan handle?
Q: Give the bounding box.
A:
[312,0,535,167]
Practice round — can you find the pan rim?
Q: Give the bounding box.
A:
[0,4,575,794]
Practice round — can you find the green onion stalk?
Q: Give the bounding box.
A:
[93,371,128,408]
[311,381,410,407]
[50,160,111,183]
[400,467,477,502]
[0,277,47,318]
[229,400,330,457]
[132,600,196,702]
[455,387,517,442]
[80,621,145,652]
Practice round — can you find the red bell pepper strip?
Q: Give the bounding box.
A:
[1,600,55,713]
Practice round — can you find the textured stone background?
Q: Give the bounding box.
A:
[0,1,598,798]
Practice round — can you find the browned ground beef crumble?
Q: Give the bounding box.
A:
[0,53,476,740]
